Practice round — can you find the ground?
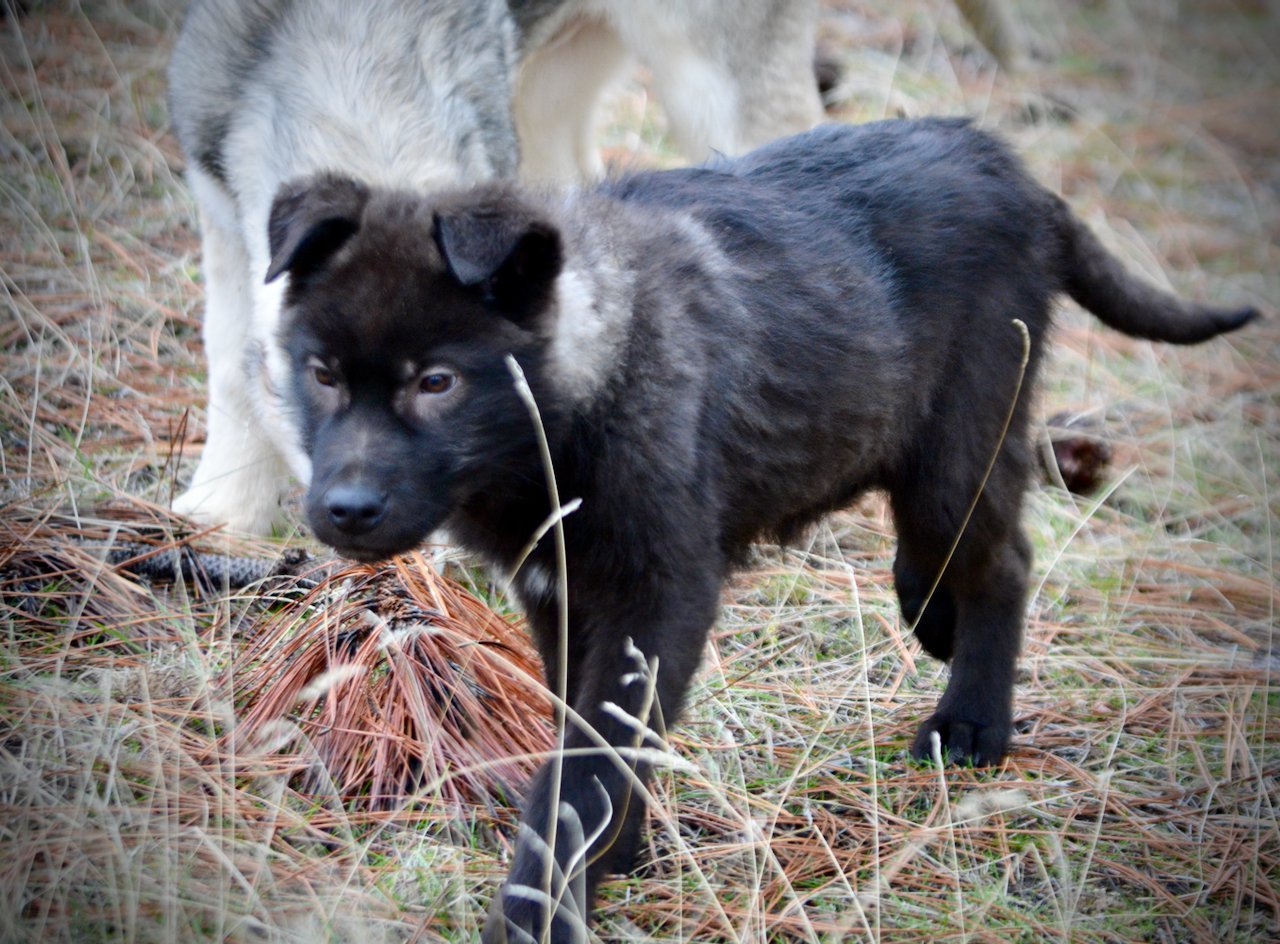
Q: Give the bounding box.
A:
[0,1,1276,941]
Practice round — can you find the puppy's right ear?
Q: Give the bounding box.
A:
[265,175,370,284]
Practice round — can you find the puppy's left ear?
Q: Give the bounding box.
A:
[433,205,562,320]
[265,174,370,284]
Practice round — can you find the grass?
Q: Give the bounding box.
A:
[1,0,1277,941]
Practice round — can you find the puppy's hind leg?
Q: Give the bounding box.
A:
[514,17,633,184]
[893,545,958,662]
[173,169,292,535]
[909,529,1029,767]
[891,445,1033,767]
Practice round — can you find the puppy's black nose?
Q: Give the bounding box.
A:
[325,484,387,535]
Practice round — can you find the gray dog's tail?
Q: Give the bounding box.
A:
[1054,194,1259,344]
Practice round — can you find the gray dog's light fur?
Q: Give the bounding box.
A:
[167,0,822,534]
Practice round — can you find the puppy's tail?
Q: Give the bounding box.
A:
[1055,194,1259,344]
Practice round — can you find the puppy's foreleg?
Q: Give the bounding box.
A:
[484,565,719,943]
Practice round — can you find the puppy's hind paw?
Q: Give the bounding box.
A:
[910,714,1011,768]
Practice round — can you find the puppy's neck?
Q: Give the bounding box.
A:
[545,255,634,408]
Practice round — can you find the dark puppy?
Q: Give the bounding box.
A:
[265,118,1256,941]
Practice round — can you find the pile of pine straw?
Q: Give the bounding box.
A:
[1,1,1275,941]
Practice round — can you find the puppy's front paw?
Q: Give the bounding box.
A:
[910,712,1011,767]
[482,883,588,944]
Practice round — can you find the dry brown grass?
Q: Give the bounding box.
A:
[232,552,554,813]
[1,1,1276,941]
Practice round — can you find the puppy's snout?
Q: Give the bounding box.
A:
[324,483,388,535]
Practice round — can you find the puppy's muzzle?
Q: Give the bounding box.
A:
[322,483,389,536]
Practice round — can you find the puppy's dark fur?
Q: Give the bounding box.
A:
[265,119,1256,942]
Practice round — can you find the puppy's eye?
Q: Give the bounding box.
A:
[419,371,456,395]
[313,365,338,388]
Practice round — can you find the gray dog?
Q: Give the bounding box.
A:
[167,0,822,535]
[263,118,1256,940]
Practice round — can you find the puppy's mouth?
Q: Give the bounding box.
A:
[311,529,426,564]
[328,543,407,564]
